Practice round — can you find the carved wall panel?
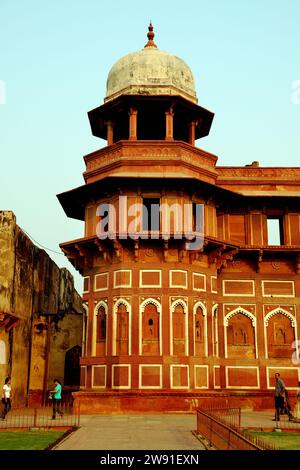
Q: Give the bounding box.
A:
[267,313,295,358]
[142,303,160,355]
[227,313,255,358]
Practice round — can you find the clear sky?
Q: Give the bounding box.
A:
[0,0,299,292]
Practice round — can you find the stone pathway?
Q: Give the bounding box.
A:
[55,414,204,450]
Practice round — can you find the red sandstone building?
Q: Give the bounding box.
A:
[58,25,300,412]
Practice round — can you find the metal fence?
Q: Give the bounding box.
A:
[0,402,80,430]
[200,403,242,429]
[196,408,275,450]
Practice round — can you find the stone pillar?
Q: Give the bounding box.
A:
[129,107,138,141]
[217,295,227,389]
[255,284,268,390]
[189,120,196,145]
[165,107,174,141]
[107,120,114,146]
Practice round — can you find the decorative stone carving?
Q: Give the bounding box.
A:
[264,308,295,327]
[145,248,154,257]
[218,167,300,179]
[224,307,256,327]
[271,261,281,270]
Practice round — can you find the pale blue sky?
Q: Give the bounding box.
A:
[0,0,299,291]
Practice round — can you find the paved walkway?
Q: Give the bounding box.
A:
[56,414,204,450]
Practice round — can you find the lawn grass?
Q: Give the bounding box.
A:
[245,431,300,450]
[0,431,65,450]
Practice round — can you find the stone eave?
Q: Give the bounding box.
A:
[88,94,214,140]
[57,176,242,221]
[60,234,240,274]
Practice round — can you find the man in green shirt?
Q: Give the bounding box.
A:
[50,379,63,420]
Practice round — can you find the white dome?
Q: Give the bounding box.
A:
[105,28,197,103]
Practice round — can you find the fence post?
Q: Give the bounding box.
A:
[77,400,81,427]
[33,408,37,428]
[227,428,231,450]
[238,408,241,429]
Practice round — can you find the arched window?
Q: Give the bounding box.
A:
[0,340,6,365]
[96,306,107,356]
[266,311,295,358]
[116,303,129,355]
[226,312,255,358]
[172,302,187,356]
[212,306,219,357]
[142,303,159,355]
[82,304,88,357]
[194,306,205,356]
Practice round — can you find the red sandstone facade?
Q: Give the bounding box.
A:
[58,26,300,412]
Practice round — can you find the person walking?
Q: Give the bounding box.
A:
[273,372,285,422]
[49,379,63,420]
[1,377,12,419]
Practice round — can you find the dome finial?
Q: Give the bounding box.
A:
[144,21,157,48]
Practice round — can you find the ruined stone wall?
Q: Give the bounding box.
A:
[10,225,36,405]
[0,211,83,407]
[0,212,13,383]
[0,211,16,314]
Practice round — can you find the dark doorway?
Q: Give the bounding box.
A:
[64,345,81,386]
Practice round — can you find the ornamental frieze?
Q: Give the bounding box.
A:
[85,145,217,175]
[217,167,300,179]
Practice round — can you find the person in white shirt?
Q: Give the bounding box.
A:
[1,377,12,419]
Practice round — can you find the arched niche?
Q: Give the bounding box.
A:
[212,304,219,357]
[92,301,108,357]
[82,303,88,357]
[265,308,296,358]
[225,308,256,359]
[170,299,188,356]
[140,298,161,356]
[113,299,131,356]
[193,302,207,357]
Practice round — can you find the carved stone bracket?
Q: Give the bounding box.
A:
[75,244,93,269]
[61,247,84,274]
[94,239,111,263]
[179,245,185,262]
[256,249,263,273]
[163,239,169,262]
[112,239,122,262]
[75,244,89,258]
[134,239,139,262]
[216,248,239,272]
[208,245,226,266]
